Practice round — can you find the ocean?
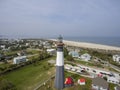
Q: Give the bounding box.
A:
[64,37,120,47]
[1,35,120,47]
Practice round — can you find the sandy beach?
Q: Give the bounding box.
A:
[51,39,120,51]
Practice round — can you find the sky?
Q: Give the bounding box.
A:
[0,0,120,38]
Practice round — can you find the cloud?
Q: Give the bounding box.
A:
[0,0,120,38]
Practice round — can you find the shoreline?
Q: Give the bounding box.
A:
[51,39,120,51]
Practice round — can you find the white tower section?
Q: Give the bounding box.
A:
[56,51,64,66]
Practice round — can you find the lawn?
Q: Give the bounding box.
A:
[39,71,92,90]
[3,58,55,90]
[39,71,116,90]
[74,59,94,66]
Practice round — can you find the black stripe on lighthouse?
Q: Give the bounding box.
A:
[57,46,63,52]
[55,66,64,89]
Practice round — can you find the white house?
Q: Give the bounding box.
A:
[80,53,91,61]
[69,51,79,58]
[25,43,29,46]
[107,76,120,84]
[47,49,56,55]
[0,45,5,49]
[113,55,120,63]
[13,56,27,64]
[78,78,86,85]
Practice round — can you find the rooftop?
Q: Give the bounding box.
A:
[92,77,108,89]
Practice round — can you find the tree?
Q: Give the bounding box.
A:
[39,50,51,61]
[103,76,107,81]
[66,55,74,61]
[0,76,16,90]
[64,47,68,57]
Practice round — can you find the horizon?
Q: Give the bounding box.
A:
[0,35,120,39]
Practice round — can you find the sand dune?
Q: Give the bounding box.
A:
[51,39,120,51]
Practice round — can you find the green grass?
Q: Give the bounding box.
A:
[3,58,55,90]
[64,71,92,90]
[4,51,18,56]
[109,83,116,90]
[26,49,40,54]
[39,71,116,90]
[39,71,92,90]
[109,67,120,73]
[0,63,9,67]
[74,59,94,66]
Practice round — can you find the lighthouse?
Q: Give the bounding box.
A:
[54,35,65,89]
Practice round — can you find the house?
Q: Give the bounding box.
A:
[47,49,56,55]
[13,56,27,64]
[114,85,120,90]
[78,78,86,85]
[92,77,109,90]
[43,41,51,49]
[0,45,5,49]
[107,76,120,84]
[64,77,74,87]
[69,51,79,58]
[113,55,120,63]
[80,53,91,61]
[25,43,29,46]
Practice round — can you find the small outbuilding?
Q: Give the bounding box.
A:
[64,77,74,87]
[78,78,86,85]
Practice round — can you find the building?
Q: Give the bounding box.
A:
[69,51,79,58]
[47,49,56,55]
[0,45,5,49]
[78,78,86,85]
[64,77,74,87]
[54,35,65,89]
[113,55,120,63]
[107,76,120,84]
[92,77,109,90]
[13,56,27,64]
[43,41,51,49]
[80,53,91,61]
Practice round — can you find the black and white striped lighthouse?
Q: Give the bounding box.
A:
[54,35,65,89]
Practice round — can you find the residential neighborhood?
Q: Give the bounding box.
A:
[0,38,120,90]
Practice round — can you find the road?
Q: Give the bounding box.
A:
[27,54,38,58]
[109,64,120,73]
[93,56,120,73]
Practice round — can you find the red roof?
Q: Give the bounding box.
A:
[79,78,85,82]
[65,77,74,84]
